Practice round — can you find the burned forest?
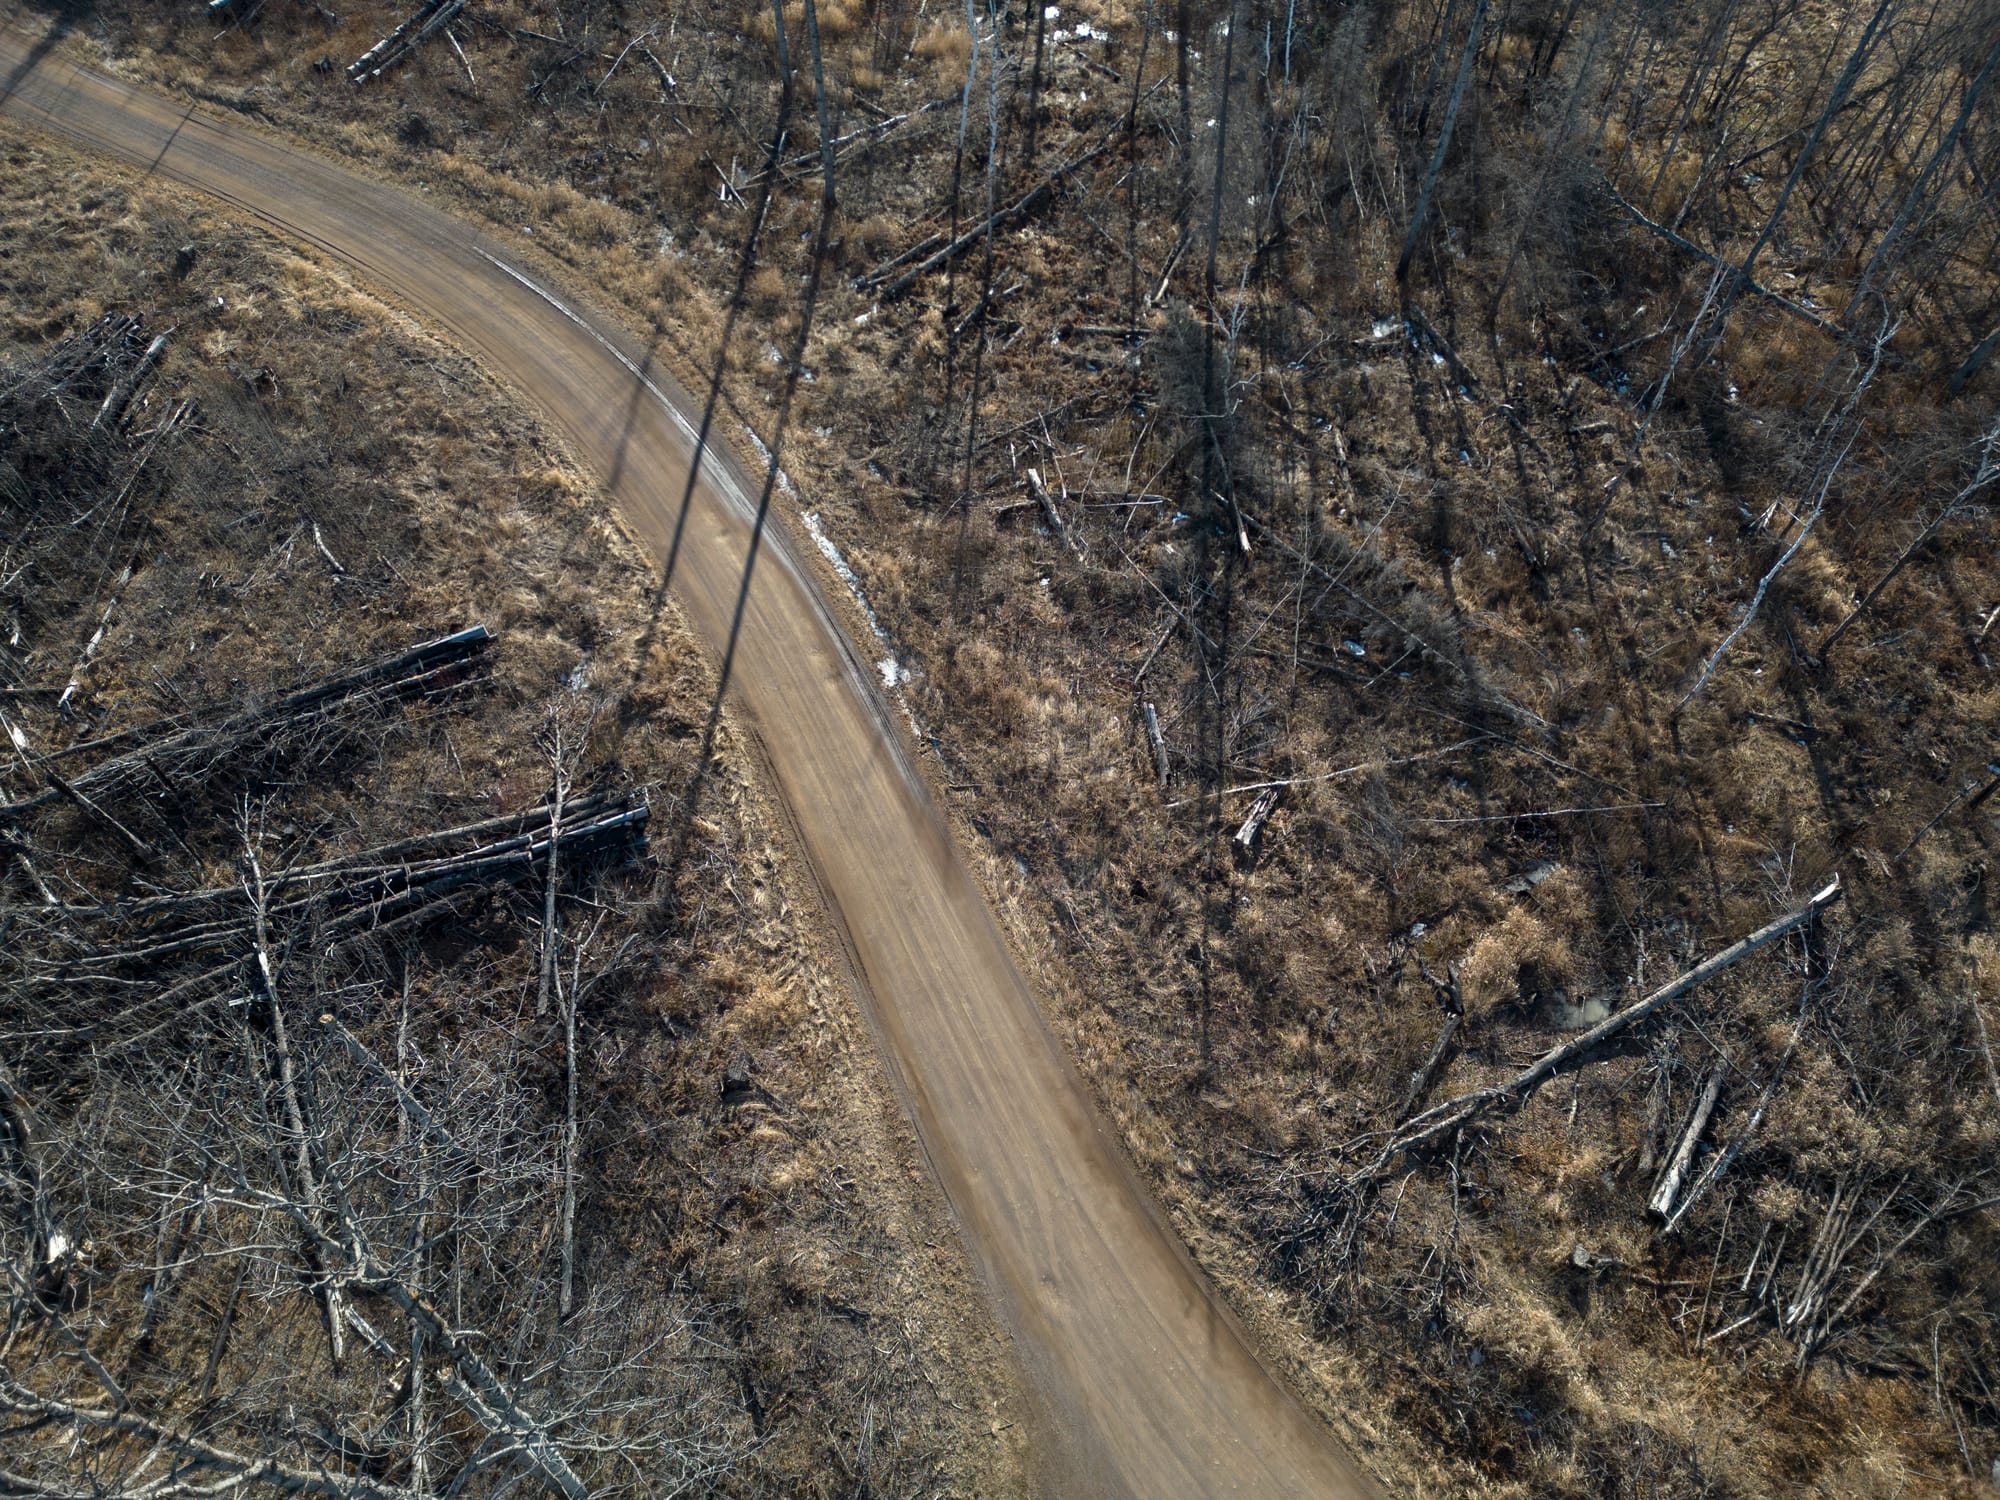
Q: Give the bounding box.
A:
[9,0,2000,1494]
[0,147,1009,1499]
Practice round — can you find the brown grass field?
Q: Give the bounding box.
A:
[0,117,1023,1498]
[11,0,2000,1493]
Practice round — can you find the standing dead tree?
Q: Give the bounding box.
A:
[1397,0,1490,291]
[534,686,604,1321]
[0,735,710,1497]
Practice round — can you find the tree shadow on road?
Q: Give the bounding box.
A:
[626,0,845,911]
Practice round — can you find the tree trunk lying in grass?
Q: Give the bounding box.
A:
[855,142,1114,301]
[1354,877,1842,1181]
[2,625,491,820]
[1142,701,1169,786]
[349,0,467,83]
[1649,1066,1724,1221]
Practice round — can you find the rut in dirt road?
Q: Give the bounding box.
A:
[0,26,1384,1498]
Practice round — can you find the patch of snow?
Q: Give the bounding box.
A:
[802,510,905,698]
[741,427,799,495]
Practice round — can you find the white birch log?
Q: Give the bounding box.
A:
[1648,1067,1723,1221]
[1142,701,1169,786]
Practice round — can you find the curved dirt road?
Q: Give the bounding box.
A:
[1,27,1381,1499]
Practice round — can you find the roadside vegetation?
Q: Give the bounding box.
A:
[0,130,1016,1500]
[15,0,2000,1492]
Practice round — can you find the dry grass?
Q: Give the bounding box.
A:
[28,0,2000,1493]
[0,116,1020,1499]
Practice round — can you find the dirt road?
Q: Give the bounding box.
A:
[1,27,1381,1498]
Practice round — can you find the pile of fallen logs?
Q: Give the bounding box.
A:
[3,312,191,731]
[2,304,674,1500]
[92,788,644,946]
[348,0,467,83]
[1,626,493,823]
[0,313,180,536]
[0,314,164,422]
[3,620,655,1048]
[13,785,648,1040]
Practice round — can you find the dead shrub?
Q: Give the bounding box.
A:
[750,263,791,309]
[914,20,973,85]
[1459,905,1574,1017]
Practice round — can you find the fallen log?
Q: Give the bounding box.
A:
[1142,702,1169,786]
[89,332,167,432]
[859,142,1113,302]
[308,516,347,575]
[1025,467,1084,562]
[850,233,945,290]
[349,0,466,82]
[0,1377,420,1500]
[1356,877,1842,1179]
[1662,1080,1772,1235]
[54,794,650,971]
[56,563,136,713]
[1598,175,1839,336]
[44,768,152,861]
[1396,966,1465,1122]
[1648,1066,1723,1221]
[3,625,491,820]
[1232,786,1280,863]
[771,93,959,178]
